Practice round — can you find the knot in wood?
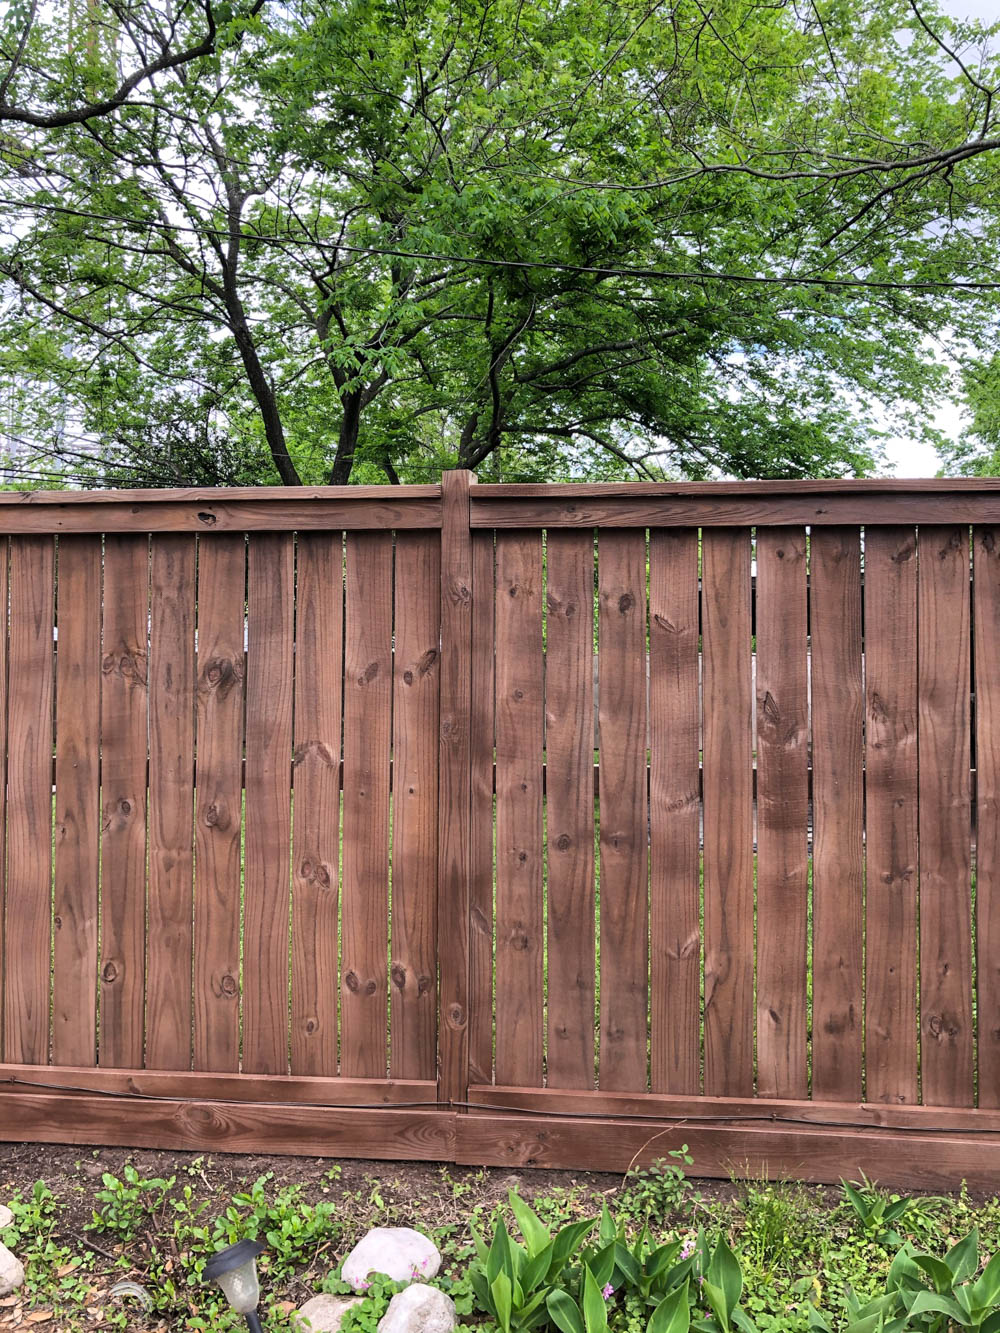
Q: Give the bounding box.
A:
[197,511,218,525]
[391,963,407,990]
[403,670,414,685]
[220,973,238,997]
[305,1017,318,1035]
[448,1002,465,1026]
[119,798,131,816]
[101,961,119,984]
[618,592,634,614]
[555,833,572,852]
[345,970,361,993]
[417,974,431,996]
[358,661,380,686]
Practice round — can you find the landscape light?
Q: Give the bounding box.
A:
[203,1239,266,1332]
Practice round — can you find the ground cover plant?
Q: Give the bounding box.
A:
[3,1145,1000,1332]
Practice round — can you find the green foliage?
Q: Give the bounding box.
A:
[88,1163,175,1240]
[842,1179,921,1250]
[620,1149,699,1226]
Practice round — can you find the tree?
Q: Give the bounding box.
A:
[0,0,997,486]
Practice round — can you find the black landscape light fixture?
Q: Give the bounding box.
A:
[203,1239,266,1332]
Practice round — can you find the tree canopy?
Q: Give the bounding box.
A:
[0,0,997,486]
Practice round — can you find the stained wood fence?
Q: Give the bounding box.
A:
[5,474,1000,1188]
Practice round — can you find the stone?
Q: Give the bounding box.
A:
[377,1285,457,1333]
[294,1293,364,1332]
[0,1206,12,1230]
[341,1228,440,1289]
[0,1243,24,1297]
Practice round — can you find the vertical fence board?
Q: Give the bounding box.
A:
[342,531,393,1079]
[810,528,864,1101]
[291,534,343,1077]
[976,527,1000,1106]
[193,536,245,1072]
[469,529,495,1088]
[755,528,809,1099]
[243,533,294,1076]
[391,532,441,1081]
[545,530,596,1089]
[649,529,700,1094]
[146,536,196,1072]
[5,537,54,1065]
[52,537,100,1068]
[865,526,919,1104]
[702,528,754,1097]
[99,536,148,1069]
[495,531,544,1087]
[919,526,974,1106]
[597,530,649,1092]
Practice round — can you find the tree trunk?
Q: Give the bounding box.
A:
[328,390,363,484]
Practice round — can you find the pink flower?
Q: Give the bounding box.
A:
[602,1284,614,1301]
[680,1240,695,1259]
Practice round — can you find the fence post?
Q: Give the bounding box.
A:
[437,470,474,1111]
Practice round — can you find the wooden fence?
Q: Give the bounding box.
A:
[5,473,1000,1188]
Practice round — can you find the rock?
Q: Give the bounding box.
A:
[294,1293,364,1331]
[377,1285,457,1333]
[341,1228,440,1289]
[0,1243,24,1297]
[0,1205,12,1229]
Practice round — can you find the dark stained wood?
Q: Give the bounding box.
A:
[754,528,809,1100]
[52,538,101,1068]
[494,530,544,1087]
[437,471,473,1107]
[648,529,700,1094]
[918,527,974,1106]
[146,536,197,1071]
[391,532,441,1081]
[341,531,393,1079]
[468,529,495,1088]
[701,529,754,1097]
[597,531,649,1092]
[810,529,864,1101]
[243,534,294,1075]
[291,534,343,1077]
[99,535,149,1069]
[976,527,1000,1107]
[5,537,54,1065]
[544,531,596,1089]
[193,536,245,1072]
[864,526,919,1105]
[474,479,1000,498]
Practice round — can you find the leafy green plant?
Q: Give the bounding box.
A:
[841,1179,912,1249]
[88,1162,175,1241]
[620,1149,699,1225]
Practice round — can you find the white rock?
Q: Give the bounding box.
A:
[341,1228,440,1289]
[0,1206,12,1230]
[294,1293,364,1332]
[377,1285,456,1333]
[0,1243,24,1297]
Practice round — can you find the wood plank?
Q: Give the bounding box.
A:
[4,537,54,1065]
[648,529,700,1094]
[976,527,1000,1107]
[918,526,974,1106]
[701,529,754,1097]
[468,530,496,1088]
[544,531,595,1089]
[291,534,343,1077]
[810,528,865,1101]
[52,537,101,1068]
[99,535,149,1069]
[597,530,649,1092]
[243,534,294,1076]
[341,531,393,1079]
[864,526,919,1105]
[437,472,473,1107]
[146,536,196,1072]
[193,536,245,1072]
[754,528,809,1100]
[391,532,441,1081]
[494,531,545,1087]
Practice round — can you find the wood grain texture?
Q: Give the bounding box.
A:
[341,531,393,1079]
[52,537,101,1068]
[193,536,245,1072]
[701,529,754,1097]
[494,530,545,1087]
[976,527,1000,1107]
[391,532,441,1081]
[755,528,809,1100]
[597,531,649,1092]
[243,534,294,1076]
[99,535,149,1069]
[810,529,864,1101]
[146,536,196,1071]
[918,526,973,1106]
[468,529,495,1088]
[5,536,54,1065]
[544,531,596,1089]
[864,526,919,1105]
[648,529,700,1094]
[291,534,343,1077]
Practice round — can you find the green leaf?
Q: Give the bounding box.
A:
[647,1283,691,1333]
[550,1219,597,1278]
[945,1229,980,1283]
[582,1266,609,1333]
[703,1281,730,1333]
[972,1252,1000,1310]
[520,1242,555,1295]
[547,1289,586,1333]
[912,1253,956,1294]
[470,1224,490,1268]
[491,1270,513,1333]
[908,1290,972,1326]
[509,1191,551,1257]
[599,1203,617,1245]
[708,1236,742,1320]
[487,1222,511,1285]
